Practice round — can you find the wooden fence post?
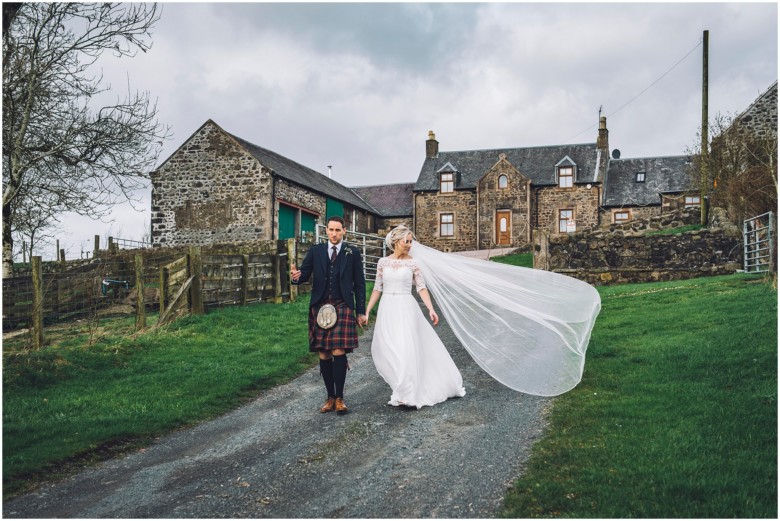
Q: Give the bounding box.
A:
[287,238,297,302]
[31,256,44,349]
[189,246,204,315]
[273,240,285,304]
[94,235,100,257]
[135,254,146,329]
[241,254,249,305]
[160,265,168,316]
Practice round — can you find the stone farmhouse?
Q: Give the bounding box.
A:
[150,81,775,252]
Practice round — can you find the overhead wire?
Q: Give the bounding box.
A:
[563,38,704,144]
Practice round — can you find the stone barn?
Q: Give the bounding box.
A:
[150,120,379,247]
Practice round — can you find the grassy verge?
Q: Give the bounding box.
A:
[500,273,777,518]
[2,294,317,497]
[491,251,534,268]
[645,224,704,236]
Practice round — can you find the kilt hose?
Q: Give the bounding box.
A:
[308,299,359,353]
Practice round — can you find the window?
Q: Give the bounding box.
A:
[440,213,454,237]
[440,172,454,193]
[636,172,646,182]
[558,166,573,188]
[685,195,701,208]
[559,209,574,233]
[614,211,631,223]
[498,175,508,189]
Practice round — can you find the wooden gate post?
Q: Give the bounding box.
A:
[240,254,249,305]
[31,256,44,349]
[189,246,204,314]
[135,254,146,329]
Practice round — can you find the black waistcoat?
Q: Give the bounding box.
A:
[327,248,343,302]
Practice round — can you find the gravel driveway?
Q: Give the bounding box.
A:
[4,298,551,518]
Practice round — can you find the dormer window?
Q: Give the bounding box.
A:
[636,172,646,182]
[558,166,574,188]
[440,172,454,193]
[498,175,508,189]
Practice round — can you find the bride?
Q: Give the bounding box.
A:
[366,224,601,402]
[365,226,466,409]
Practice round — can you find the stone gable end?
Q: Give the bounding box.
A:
[151,122,273,246]
[477,157,532,249]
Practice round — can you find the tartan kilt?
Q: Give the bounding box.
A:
[308,300,359,353]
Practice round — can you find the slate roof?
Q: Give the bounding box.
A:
[350,183,414,217]
[414,143,600,191]
[227,131,377,214]
[602,155,695,207]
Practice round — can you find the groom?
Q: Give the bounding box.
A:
[290,216,367,415]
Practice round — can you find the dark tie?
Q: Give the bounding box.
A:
[331,246,337,263]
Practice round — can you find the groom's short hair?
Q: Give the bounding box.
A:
[327,215,345,228]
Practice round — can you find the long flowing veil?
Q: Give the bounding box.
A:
[409,241,601,396]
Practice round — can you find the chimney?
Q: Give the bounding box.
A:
[426,130,439,158]
[327,165,332,178]
[596,116,609,152]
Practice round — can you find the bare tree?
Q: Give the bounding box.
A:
[698,112,778,227]
[2,3,171,276]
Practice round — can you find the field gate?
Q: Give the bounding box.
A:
[743,212,774,273]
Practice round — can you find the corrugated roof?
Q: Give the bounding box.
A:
[351,183,414,217]
[414,143,599,191]
[603,155,695,207]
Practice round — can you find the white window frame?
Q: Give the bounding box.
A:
[558,166,574,188]
[440,212,454,237]
[440,172,454,193]
[685,195,701,208]
[559,209,574,233]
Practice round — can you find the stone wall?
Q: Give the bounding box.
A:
[537,183,600,235]
[377,217,412,238]
[536,208,741,285]
[414,191,477,252]
[151,122,273,247]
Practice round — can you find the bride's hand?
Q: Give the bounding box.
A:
[428,309,439,326]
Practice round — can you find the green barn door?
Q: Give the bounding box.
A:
[325,199,344,221]
[300,212,316,240]
[278,203,296,240]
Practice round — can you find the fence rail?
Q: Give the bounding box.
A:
[2,239,315,344]
[744,212,775,273]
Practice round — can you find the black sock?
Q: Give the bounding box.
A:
[333,354,348,399]
[320,358,335,398]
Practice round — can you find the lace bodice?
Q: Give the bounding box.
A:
[374,257,426,294]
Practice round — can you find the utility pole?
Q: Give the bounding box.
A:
[700,30,709,226]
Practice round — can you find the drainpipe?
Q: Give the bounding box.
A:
[271,172,276,240]
[476,182,480,250]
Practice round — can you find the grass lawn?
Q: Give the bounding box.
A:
[3,273,776,517]
[2,294,318,497]
[500,273,777,518]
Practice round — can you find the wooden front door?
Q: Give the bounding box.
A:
[496,210,511,245]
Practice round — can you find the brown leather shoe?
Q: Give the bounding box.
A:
[335,397,349,415]
[320,397,336,413]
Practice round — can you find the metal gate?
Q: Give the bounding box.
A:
[316,225,386,282]
[743,212,774,273]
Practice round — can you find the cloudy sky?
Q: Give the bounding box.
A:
[55,2,777,259]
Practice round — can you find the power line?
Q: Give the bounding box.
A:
[564,38,703,144]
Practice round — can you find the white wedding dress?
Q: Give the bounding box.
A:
[371,257,466,409]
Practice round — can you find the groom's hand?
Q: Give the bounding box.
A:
[290,264,301,282]
[357,314,368,327]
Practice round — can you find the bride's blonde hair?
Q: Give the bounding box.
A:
[385,225,416,252]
